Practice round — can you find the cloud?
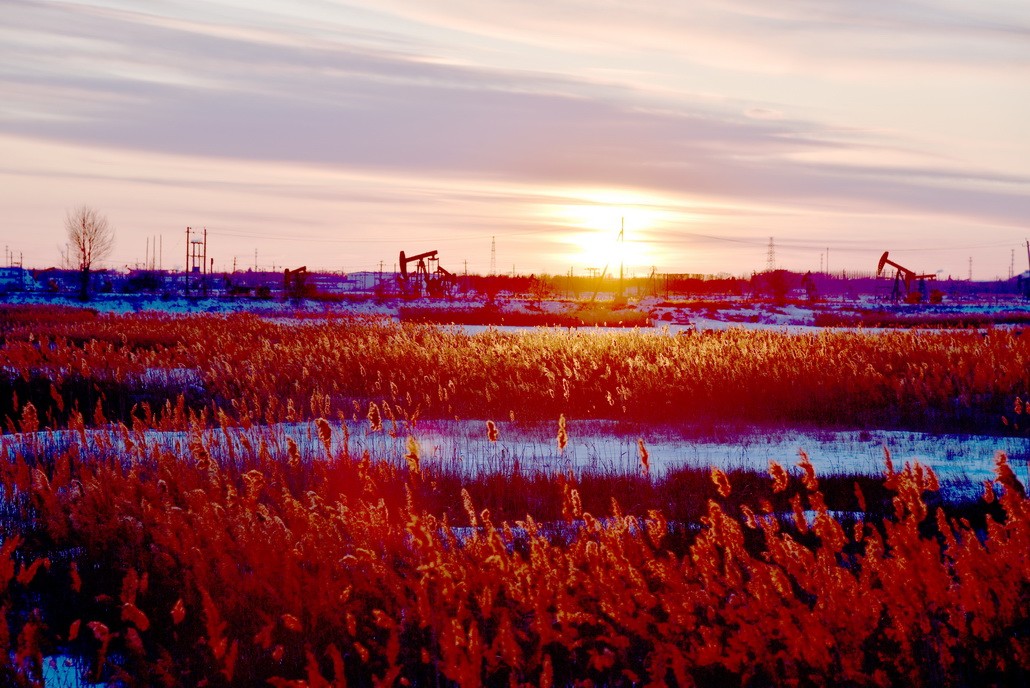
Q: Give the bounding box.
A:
[365,0,1030,73]
[6,1,1027,228]
[2,0,1029,276]
[745,108,783,120]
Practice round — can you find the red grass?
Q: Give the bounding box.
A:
[0,305,1028,685]
[3,307,1030,433]
[0,425,1026,686]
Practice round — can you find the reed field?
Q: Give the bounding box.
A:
[0,304,1028,686]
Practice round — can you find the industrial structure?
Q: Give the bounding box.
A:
[184,226,208,298]
[398,250,455,297]
[1017,239,1030,299]
[876,251,937,303]
[283,266,310,300]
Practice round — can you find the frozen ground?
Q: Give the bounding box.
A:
[336,419,1030,497]
[42,655,94,687]
[7,419,1026,500]
[3,292,395,317]
[8,290,1030,333]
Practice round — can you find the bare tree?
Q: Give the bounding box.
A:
[65,205,114,301]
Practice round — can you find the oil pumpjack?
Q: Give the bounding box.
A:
[283,266,309,300]
[877,251,936,302]
[398,250,455,297]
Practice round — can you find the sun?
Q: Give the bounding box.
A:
[568,219,633,273]
[546,190,670,273]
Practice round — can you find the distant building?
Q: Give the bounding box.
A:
[1017,271,1030,299]
[0,266,37,293]
[26,268,112,295]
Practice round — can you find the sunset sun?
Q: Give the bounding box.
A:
[547,190,671,273]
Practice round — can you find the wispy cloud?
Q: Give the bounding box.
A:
[2,0,1028,275]
[368,0,1030,72]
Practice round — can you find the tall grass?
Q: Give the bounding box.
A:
[0,305,1028,684]
[0,422,1025,686]
[3,307,1029,434]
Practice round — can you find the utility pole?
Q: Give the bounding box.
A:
[617,217,625,299]
[826,247,829,275]
[185,226,209,297]
[185,227,190,296]
[1011,249,1015,280]
[968,256,972,281]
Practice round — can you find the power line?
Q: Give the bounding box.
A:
[685,233,1016,255]
[187,223,1020,256]
[892,240,1014,253]
[210,227,557,244]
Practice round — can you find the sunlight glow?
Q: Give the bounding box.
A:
[545,189,682,273]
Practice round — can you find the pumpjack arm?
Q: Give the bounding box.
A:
[399,250,438,278]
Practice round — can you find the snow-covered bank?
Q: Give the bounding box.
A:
[5,419,1025,499]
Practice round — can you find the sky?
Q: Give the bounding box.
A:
[2,0,1029,279]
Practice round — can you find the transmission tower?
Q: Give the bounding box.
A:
[766,237,776,271]
[490,236,496,276]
